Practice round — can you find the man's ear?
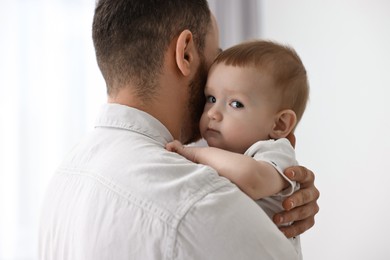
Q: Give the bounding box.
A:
[175,29,196,77]
[270,109,297,139]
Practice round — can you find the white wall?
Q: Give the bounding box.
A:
[259,1,390,259]
[208,0,260,49]
[0,1,105,259]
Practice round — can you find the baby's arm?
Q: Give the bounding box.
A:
[166,140,288,200]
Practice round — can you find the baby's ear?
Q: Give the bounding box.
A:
[269,109,297,139]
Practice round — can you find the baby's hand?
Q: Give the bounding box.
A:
[165,140,184,153]
[166,140,197,162]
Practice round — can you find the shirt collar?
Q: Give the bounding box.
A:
[95,103,173,144]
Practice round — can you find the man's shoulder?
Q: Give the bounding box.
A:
[58,138,236,220]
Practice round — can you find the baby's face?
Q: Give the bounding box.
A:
[200,63,280,154]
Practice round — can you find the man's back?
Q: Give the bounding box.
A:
[39,104,298,259]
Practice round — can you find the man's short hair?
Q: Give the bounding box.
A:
[93,0,211,99]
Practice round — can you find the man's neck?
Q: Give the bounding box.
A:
[107,87,185,142]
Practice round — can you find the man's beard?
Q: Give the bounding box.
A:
[182,59,208,145]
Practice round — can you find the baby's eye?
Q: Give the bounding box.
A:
[230,101,244,108]
[206,95,216,103]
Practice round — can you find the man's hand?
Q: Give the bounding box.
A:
[273,166,320,238]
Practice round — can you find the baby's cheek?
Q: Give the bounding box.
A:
[199,115,208,133]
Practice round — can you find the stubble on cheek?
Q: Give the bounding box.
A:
[183,62,208,145]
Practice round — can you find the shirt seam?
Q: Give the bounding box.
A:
[165,174,232,260]
[96,120,161,140]
[57,167,179,227]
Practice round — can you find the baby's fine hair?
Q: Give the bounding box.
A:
[214,40,309,126]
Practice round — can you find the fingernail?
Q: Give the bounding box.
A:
[289,201,294,209]
[290,170,295,178]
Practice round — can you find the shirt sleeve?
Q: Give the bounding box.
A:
[246,138,299,197]
[173,184,299,260]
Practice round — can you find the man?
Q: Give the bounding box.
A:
[39,0,319,259]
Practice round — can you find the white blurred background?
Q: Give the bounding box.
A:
[1,0,389,259]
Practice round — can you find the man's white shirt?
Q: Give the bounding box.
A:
[39,103,299,260]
